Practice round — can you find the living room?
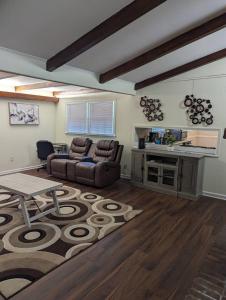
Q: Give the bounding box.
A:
[0,1,226,299]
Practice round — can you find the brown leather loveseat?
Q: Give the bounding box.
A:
[47,137,123,187]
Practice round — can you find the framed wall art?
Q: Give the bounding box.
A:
[9,102,39,125]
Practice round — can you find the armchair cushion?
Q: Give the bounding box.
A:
[76,162,96,181]
[69,137,92,159]
[93,140,119,163]
[67,160,80,181]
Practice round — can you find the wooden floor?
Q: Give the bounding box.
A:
[11,169,226,300]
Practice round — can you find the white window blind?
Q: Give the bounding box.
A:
[66,103,87,134]
[89,101,115,136]
[66,100,115,136]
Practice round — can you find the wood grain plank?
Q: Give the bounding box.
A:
[15,82,66,92]
[0,91,59,103]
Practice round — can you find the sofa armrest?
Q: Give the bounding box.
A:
[48,154,69,160]
[47,153,69,174]
[95,161,120,187]
[96,161,118,170]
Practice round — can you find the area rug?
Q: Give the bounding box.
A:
[0,186,142,299]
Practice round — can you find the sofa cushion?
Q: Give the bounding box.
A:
[69,137,92,159]
[76,162,96,180]
[67,160,80,181]
[93,140,119,163]
[51,159,68,179]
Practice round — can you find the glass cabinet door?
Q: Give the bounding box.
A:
[161,167,177,190]
[147,166,160,184]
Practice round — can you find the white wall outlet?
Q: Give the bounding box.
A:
[10,157,14,162]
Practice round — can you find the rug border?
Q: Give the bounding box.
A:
[5,206,143,299]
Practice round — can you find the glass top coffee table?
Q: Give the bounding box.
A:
[0,173,63,227]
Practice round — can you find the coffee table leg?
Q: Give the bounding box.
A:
[20,197,31,228]
[52,190,60,215]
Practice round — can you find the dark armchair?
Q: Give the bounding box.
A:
[36,140,55,171]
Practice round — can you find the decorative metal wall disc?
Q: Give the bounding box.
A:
[140,96,164,122]
[184,95,213,126]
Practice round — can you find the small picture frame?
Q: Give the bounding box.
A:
[9,102,39,125]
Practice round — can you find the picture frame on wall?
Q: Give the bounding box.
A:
[8,102,39,125]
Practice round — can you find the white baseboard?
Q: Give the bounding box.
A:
[202,191,226,201]
[120,173,131,180]
[0,164,44,176]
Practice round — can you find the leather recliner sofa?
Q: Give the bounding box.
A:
[47,137,92,179]
[47,138,123,187]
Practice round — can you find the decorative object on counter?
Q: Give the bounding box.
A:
[223,129,226,139]
[135,128,149,149]
[184,95,213,126]
[138,138,145,149]
[166,135,176,146]
[140,96,164,122]
[9,102,39,125]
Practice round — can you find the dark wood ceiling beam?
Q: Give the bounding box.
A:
[0,71,17,80]
[135,48,226,90]
[46,0,167,72]
[15,82,66,92]
[0,91,59,103]
[100,12,226,83]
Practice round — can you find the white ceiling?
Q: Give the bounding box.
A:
[0,74,101,97]
[0,0,225,85]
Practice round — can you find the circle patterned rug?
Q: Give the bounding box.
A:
[0,186,142,299]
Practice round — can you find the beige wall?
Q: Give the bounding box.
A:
[0,99,56,173]
[1,58,225,198]
[55,59,226,198]
[55,93,134,177]
[137,64,226,198]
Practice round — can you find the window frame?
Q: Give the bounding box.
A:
[65,100,116,137]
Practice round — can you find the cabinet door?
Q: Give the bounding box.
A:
[179,158,197,195]
[160,166,177,190]
[146,165,161,185]
[131,152,144,182]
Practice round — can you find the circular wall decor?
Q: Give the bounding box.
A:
[140,96,164,122]
[184,95,214,126]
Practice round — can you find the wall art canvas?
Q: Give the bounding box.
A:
[9,102,39,125]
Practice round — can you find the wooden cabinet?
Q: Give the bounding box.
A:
[131,149,204,200]
[178,157,204,199]
[131,151,144,183]
[145,162,178,191]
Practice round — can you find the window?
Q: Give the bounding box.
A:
[66,100,115,136]
[66,102,88,134]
